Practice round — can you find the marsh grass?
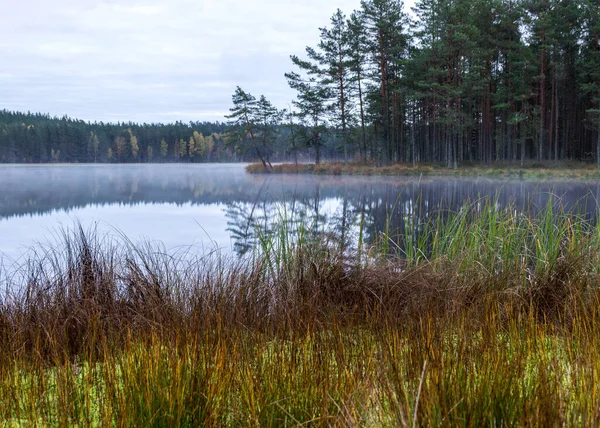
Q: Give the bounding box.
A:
[247,160,600,179]
[2,201,600,426]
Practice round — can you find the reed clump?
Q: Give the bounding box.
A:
[2,201,600,426]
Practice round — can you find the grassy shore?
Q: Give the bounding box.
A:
[2,202,600,426]
[247,160,600,179]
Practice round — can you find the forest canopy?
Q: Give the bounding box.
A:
[0,110,234,163]
[231,0,600,168]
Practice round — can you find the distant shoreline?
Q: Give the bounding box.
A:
[246,161,600,179]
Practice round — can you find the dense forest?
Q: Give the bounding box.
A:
[3,0,600,167]
[230,0,600,169]
[0,109,343,164]
[0,110,236,163]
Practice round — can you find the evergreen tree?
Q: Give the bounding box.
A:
[226,87,280,171]
[285,68,331,165]
[360,0,409,164]
[347,11,370,161]
[88,131,99,163]
[317,9,354,162]
[581,0,600,167]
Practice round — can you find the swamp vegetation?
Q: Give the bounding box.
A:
[2,199,600,425]
[247,160,600,179]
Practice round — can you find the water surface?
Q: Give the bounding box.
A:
[1,164,599,265]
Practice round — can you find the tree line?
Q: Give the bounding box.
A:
[228,0,600,169]
[0,110,238,163]
[3,0,600,167]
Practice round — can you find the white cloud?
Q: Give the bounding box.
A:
[0,0,416,123]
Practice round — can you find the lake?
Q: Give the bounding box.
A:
[1,164,599,267]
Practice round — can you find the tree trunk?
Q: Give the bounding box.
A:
[539,28,546,161]
[315,134,321,165]
[357,70,367,163]
[411,109,416,167]
[379,29,390,164]
[248,129,270,173]
[597,128,600,169]
[338,58,348,164]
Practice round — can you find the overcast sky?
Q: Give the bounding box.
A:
[0,0,416,124]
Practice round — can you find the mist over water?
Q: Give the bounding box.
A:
[1,163,599,265]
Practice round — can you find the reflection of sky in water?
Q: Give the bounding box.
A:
[0,198,345,265]
[0,202,229,263]
[2,164,600,268]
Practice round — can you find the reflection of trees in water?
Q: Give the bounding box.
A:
[223,180,370,256]
[0,165,255,219]
[223,179,600,257]
[224,181,333,256]
[347,181,600,256]
[2,165,600,256]
[225,180,276,255]
[224,201,257,255]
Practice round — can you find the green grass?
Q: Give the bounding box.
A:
[246,160,600,179]
[2,202,600,426]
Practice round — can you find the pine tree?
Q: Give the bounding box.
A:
[524,0,553,161]
[226,87,278,171]
[255,95,282,167]
[147,145,153,162]
[178,139,187,160]
[412,0,449,163]
[317,9,354,162]
[360,0,409,164]
[114,136,126,162]
[581,0,600,167]
[347,11,370,161]
[285,68,331,165]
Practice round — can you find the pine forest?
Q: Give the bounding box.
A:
[3,0,600,168]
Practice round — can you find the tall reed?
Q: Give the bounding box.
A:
[1,200,600,426]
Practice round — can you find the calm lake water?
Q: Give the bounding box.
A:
[1,164,599,266]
